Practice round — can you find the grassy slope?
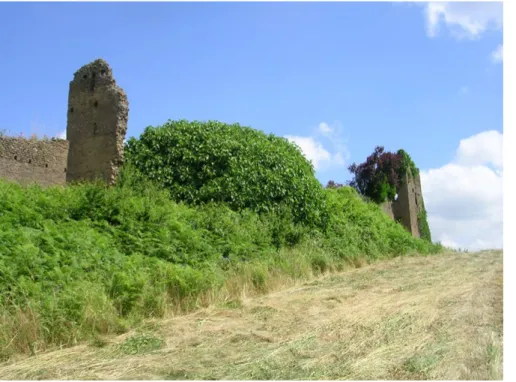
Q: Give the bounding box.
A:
[0,176,440,360]
[0,250,503,380]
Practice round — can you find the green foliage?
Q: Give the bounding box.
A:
[417,207,432,243]
[371,173,397,204]
[118,333,164,355]
[0,165,441,358]
[348,147,432,243]
[397,149,419,179]
[396,150,431,243]
[348,147,420,204]
[124,120,329,229]
[322,186,439,260]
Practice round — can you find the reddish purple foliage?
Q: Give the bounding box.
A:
[347,146,404,203]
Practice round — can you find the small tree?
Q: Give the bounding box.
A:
[347,146,432,242]
[347,146,403,204]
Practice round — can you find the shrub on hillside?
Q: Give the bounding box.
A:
[0,176,441,357]
[322,186,439,259]
[124,120,329,228]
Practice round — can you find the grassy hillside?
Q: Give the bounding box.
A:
[0,251,502,380]
[0,168,440,360]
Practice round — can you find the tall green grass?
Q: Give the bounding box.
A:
[0,170,441,360]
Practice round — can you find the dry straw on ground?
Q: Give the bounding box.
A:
[0,250,503,380]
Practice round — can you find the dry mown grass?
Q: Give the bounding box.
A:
[0,250,503,380]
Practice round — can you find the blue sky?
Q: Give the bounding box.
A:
[0,2,503,250]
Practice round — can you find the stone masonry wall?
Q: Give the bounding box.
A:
[0,136,69,187]
[413,172,424,212]
[66,59,129,185]
[381,171,423,238]
[380,200,394,220]
[392,172,420,238]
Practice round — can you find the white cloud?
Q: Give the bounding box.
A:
[318,122,333,136]
[420,130,503,251]
[491,44,503,63]
[285,121,349,171]
[285,136,333,170]
[423,2,502,39]
[455,130,503,169]
[56,130,66,139]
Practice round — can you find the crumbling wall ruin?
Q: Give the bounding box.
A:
[1,58,426,240]
[0,59,129,188]
[0,136,69,187]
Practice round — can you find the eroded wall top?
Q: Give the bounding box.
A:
[0,136,69,187]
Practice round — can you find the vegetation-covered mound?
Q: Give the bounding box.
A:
[0,120,442,360]
[125,120,328,228]
[0,175,440,359]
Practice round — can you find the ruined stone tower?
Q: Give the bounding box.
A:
[382,170,425,238]
[66,59,128,185]
[393,171,423,238]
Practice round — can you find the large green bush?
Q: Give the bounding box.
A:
[124,120,329,228]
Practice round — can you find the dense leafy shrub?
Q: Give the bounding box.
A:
[124,120,329,228]
[322,186,438,259]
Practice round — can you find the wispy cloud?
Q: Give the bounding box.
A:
[56,130,66,139]
[423,2,502,40]
[490,44,503,64]
[318,122,333,136]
